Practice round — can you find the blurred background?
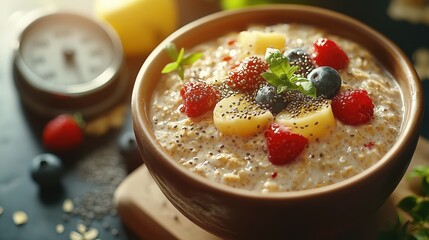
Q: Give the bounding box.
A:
[0,0,428,239]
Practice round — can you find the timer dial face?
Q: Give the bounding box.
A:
[13,11,126,118]
[15,12,122,96]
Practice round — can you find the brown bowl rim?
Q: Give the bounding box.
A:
[132,4,423,200]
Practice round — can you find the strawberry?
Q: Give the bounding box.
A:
[312,38,349,70]
[331,90,374,125]
[42,114,84,152]
[264,123,308,165]
[227,56,268,92]
[180,81,219,117]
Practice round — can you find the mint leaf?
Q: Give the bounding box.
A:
[381,165,429,240]
[409,165,429,196]
[182,52,203,65]
[413,228,429,240]
[262,49,316,97]
[378,218,415,240]
[161,62,179,74]
[176,48,185,63]
[413,200,429,222]
[409,165,429,179]
[161,43,202,80]
[165,42,179,60]
[261,72,282,87]
[265,51,293,77]
[422,177,429,197]
[298,79,317,97]
[398,196,419,213]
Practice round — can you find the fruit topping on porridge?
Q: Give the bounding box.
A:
[312,38,350,70]
[331,89,375,125]
[152,24,402,192]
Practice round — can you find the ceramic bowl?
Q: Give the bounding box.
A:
[131,5,423,239]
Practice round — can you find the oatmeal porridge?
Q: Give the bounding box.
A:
[150,23,403,192]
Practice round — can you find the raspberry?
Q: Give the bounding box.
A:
[312,38,349,70]
[180,81,219,118]
[227,56,268,92]
[264,123,308,165]
[331,90,374,125]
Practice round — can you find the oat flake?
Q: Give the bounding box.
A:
[69,225,99,240]
[83,228,99,240]
[0,206,3,216]
[12,211,28,225]
[70,231,83,240]
[63,199,74,213]
[77,223,86,233]
[56,224,64,234]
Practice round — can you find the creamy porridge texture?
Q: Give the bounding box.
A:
[151,24,403,192]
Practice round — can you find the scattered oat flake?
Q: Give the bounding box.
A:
[0,206,3,216]
[63,199,74,213]
[77,223,87,234]
[83,228,99,240]
[70,231,83,240]
[12,211,28,225]
[56,224,64,234]
[69,223,100,240]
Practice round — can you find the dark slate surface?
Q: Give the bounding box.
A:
[0,0,428,239]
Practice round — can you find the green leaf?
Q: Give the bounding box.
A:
[287,66,299,80]
[161,62,180,74]
[413,200,429,222]
[378,218,416,240]
[266,51,291,76]
[398,196,419,213]
[413,228,429,240]
[165,42,179,60]
[409,165,429,179]
[182,52,203,65]
[177,65,184,81]
[298,80,317,97]
[176,48,185,63]
[381,164,429,240]
[422,177,429,197]
[409,165,429,197]
[162,43,203,80]
[262,48,316,97]
[261,72,282,87]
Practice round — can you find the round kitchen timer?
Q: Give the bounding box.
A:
[13,11,127,119]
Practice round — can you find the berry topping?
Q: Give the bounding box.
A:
[30,153,63,188]
[284,48,315,77]
[180,81,219,118]
[255,84,288,114]
[118,131,143,172]
[307,66,342,99]
[363,141,376,150]
[331,90,374,125]
[227,56,268,92]
[264,123,308,165]
[312,38,349,70]
[42,114,84,152]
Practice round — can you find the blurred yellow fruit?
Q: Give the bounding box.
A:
[94,0,178,56]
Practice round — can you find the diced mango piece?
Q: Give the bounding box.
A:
[238,31,286,55]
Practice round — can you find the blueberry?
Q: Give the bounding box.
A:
[307,66,342,99]
[30,153,63,187]
[118,131,143,172]
[284,48,315,77]
[255,84,288,114]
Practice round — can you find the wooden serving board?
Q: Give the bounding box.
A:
[114,137,429,240]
